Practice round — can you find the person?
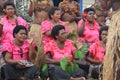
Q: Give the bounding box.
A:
[86,26,108,79]
[61,11,78,40]
[1,1,28,42]
[41,6,68,45]
[28,0,53,47]
[43,25,86,80]
[77,7,100,46]
[1,25,41,80]
[59,0,80,22]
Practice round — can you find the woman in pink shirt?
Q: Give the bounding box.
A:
[87,26,108,79]
[44,25,86,80]
[41,7,68,45]
[78,7,100,45]
[1,25,40,80]
[1,1,28,42]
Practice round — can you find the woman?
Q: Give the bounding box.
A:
[28,0,53,47]
[59,0,80,22]
[44,25,86,80]
[61,11,78,41]
[1,25,40,80]
[41,6,68,45]
[87,26,108,79]
[1,1,28,42]
[78,7,100,46]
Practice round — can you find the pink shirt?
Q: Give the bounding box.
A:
[41,20,68,45]
[88,41,105,62]
[44,39,76,61]
[1,16,28,42]
[78,20,100,43]
[2,40,30,60]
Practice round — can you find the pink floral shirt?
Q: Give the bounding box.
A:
[44,39,76,61]
[78,20,100,43]
[88,41,105,62]
[1,16,28,42]
[2,40,30,60]
[41,20,68,45]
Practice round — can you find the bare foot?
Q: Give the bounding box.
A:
[17,77,25,80]
[70,77,86,80]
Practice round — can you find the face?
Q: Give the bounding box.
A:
[4,5,15,17]
[51,10,61,22]
[86,11,95,22]
[15,29,27,42]
[62,12,75,22]
[56,29,67,42]
[100,30,108,43]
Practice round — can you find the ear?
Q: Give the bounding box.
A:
[14,33,17,38]
[3,9,5,12]
[55,35,58,39]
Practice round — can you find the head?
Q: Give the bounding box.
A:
[13,25,27,42]
[51,25,67,42]
[61,12,75,22]
[48,7,61,22]
[99,26,109,43]
[83,7,95,22]
[3,1,16,17]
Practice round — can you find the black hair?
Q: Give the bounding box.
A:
[99,26,109,40]
[51,25,65,40]
[13,25,27,38]
[84,7,95,13]
[48,6,60,19]
[3,1,15,9]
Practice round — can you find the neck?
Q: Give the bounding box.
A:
[14,39,24,47]
[7,15,15,20]
[51,20,58,25]
[100,41,106,48]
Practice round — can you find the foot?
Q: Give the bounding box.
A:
[17,77,25,80]
[70,77,86,80]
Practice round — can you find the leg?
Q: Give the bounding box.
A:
[48,64,70,80]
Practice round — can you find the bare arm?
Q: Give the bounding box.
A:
[28,38,37,63]
[86,53,102,65]
[0,22,3,37]
[77,20,85,36]
[4,52,18,65]
[45,52,60,65]
[45,30,51,36]
[28,0,35,17]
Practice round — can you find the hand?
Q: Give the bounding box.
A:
[17,61,26,67]
[28,38,33,45]
[30,0,34,3]
[67,60,72,66]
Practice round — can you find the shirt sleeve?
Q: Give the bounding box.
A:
[2,42,12,54]
[44,42,52,54]
[41,20,52,34]
[88,42,97,56]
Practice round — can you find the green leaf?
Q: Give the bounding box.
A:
[42,64,48,74]
[60,57,69,71]
[80,44,88,51]
[75,49,84,60]
[66,63,79,73]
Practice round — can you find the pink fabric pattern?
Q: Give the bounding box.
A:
[41,20,68,45]
[88,41,105,62]
[2,40,30,60]
[44,39,76,61]
[78,20,100,43]
[1,16,28,42]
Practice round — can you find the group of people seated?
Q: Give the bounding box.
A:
[0,0,110,80]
